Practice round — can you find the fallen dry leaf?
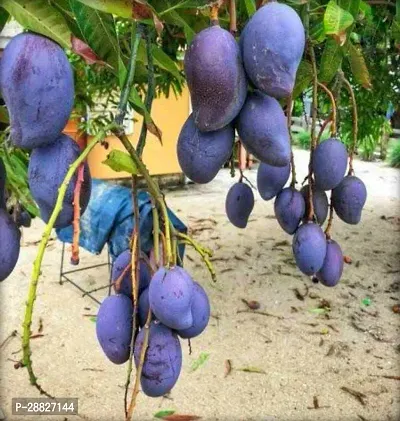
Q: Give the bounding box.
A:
[343,255,352,264]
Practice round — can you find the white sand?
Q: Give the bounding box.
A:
[1,149,399,421]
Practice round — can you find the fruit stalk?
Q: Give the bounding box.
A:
[126,308,152,421]
[21,124,115,396]
[324,192,335,239]
[341,75,358,175]
[151,198,160,266]
[317,82,337,137]
[307,40,318,221]
[210,5,219,26]
[229,0,237,35]
[286,94,297,188]
[70,163,85,265]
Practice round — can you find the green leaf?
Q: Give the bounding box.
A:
[74,0,131,18]
[0,106,9,124]
[292,60,313,100]
[0,0,72,49]
[190,352,209,371]
[154,410,176,419]
[151,45,183,81]
[324,0,354,36]
[319,38,343,84]
[346,41,372,89]
[0,7,9,33]
[339,0,361,18]
[310,21,326,44]
[243,0,256,17]
[89,316,97,322]
[102,150,138,174]
[69,0,120,69]
[359,1,372,21]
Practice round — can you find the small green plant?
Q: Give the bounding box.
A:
[388,141,400,168]
[294,129,329,149]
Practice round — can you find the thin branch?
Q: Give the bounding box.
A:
[307,40,318,221]
[21,125,115,397]
[316,115,332,144]
[126,308,152,421]
[317,82,337,137]
[116,24,142,126]
[210,4,220,26]
[324,192,334,239]
[70,164,84,265]
[287,94,297,188]
[137,27,155,158]
[341,75,358,175]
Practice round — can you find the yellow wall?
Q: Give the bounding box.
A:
[87,87,190,179]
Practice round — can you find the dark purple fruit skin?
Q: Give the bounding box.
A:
[0,33,74,149]
[332,175,367,225]
[240,3,305,99]
[300,184,329,225]
[112,250,151,298]
[178,282,210,339]
[177,114,234,184]
[225,182,255,229]
[316,239,343,287]
[96,295,133,365]
[237,92,291,167]
[274,187,305,234]
[312,138,348,191]
[28,134,91,229]
[149,266,194,330]
[292,223,327,276]
[257,162,290,201]
[134,322,182,398]
[184,26,247,132]
[15,210,32,228]
[138,288,151,328]
[0,209,20,282]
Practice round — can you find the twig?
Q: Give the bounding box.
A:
[287,94,297,187]
[317,82,337,136]
[316,115,332,144]
[70,164,84,265]
[116,25,142,126]
[341,74,358,175]
[137,26,155,158]
[21,125,115,398]
[236,309,284,320]
[307,38,318,221]
[0,330,18,349]
[324,192,334,238]
[341,386,367,406]
[126,308,152,421]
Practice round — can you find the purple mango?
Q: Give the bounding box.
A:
[177,114,234,184]
[292,222,327,276]
[312,138,348,191]
[0,209,20,282]
[96,295,133,364]
[134,322,182,397]
[0,33,74,149]
[316,239,344,287]
[148,266,194,330]
[300,184,329,225]
[178,282,210,339]
[237,92,291,167]
[240,3,305,99]
[184,26,247,131]
[112,250,151,298]
[257,162,291,201]
[332,175,367,225]
[274,187,305,234]
[28,134,91,228]
[225,182,255,228]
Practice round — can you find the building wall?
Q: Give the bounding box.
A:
[86,87,190,178]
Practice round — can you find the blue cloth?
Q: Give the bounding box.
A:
[56,179,187,261]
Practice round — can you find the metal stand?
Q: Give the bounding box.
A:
[59,242,112,305]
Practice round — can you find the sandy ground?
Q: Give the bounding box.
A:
[0,148,399,421]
